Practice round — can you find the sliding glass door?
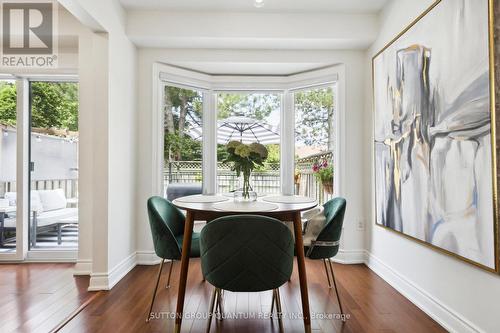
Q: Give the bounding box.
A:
[0,78,18,254]
[29,81,79,250]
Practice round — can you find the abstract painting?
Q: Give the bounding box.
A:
[373,0,498,272]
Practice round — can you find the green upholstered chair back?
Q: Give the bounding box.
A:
[147,196,186,260]
[307,197,347,260]
[200,215,294,292]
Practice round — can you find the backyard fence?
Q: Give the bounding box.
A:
[165,161,281,195]
[164,151,334,204]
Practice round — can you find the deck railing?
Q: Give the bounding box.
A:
[164,151,334,204]
[0,179,78,199]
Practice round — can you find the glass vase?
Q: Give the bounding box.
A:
[234,171,257,202]
[233,190,258,202]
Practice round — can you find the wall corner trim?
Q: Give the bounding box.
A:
[88,252,137,291]
[331,248,366,264]
[73,259,93,275]
[136,250,162,265]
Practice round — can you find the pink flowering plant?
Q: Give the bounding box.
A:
[312,159,333,184]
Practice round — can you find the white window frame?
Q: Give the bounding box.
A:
[152,63,345,201]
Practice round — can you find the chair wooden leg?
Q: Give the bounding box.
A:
[328,259,344,316]
[166,260,174,288]
[218,289,224,320]
[146,259,165,322]
[206,288,217,333]
[323,259,332,288]
[270,289,276,314]
[275,288,284,333]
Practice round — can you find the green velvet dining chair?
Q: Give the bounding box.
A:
[146,196,201,322]
[305,197,347,315]
[200,215,294,333]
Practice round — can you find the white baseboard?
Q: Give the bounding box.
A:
[365,251,481,333]
[25,250,77,262]
[136,250,162,265]
[331,248,366,264]
[73,259,92,275]
[88,252,137,291]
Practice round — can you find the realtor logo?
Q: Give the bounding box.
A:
[1,0,58,67]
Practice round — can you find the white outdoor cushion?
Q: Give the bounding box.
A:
[4,208,78,228]
[4,192,16,206]
[2,217,17,228]
[31,191,44,213]
[0,198,9,208]
[38,189,67,212]
[35,208,78,227]
[4,191,44,212]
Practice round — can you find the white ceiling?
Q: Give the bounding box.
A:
[119,0,389,14]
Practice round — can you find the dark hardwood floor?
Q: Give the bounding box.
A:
[52,259,445,333]
[0,263,96,333]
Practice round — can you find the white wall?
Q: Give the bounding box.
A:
[135,48,368,264]
[364,1,500,332]
[60,0,138,289]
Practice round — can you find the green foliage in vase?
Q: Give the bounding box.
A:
[224,141,268,197]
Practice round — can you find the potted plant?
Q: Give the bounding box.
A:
[313,159,334,194]
[224,141,268,201]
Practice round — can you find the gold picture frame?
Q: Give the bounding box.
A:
[372,0,499,274]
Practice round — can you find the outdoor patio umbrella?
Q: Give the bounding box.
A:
[188,115,280,144]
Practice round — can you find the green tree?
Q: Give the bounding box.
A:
[164,86,203,161]
[0,81,78,131]
[295,87,334,150]
[0,81,16,126]
[31,82,78,131]
[217,93,279,120]
[265,144,280,164]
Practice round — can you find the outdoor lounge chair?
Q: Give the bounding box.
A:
[0,189,78,247]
